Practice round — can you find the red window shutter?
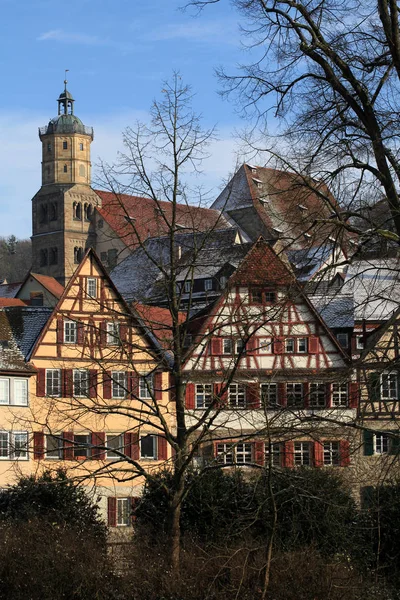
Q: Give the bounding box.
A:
[63,369,73,397]
[211,338,222,355]
[77,321,84,344]
[303,382,310,409]
[169,373,176,402]
[157,436,168,461]
[89,370,97,398]
[124,432,133,459]
[91,432,106,460]
[254,441,264,466]
[120,324,128,343]
[314,442,324,467]
[154,372,163,401]
[340,440,350,466]
[132,432,139,460]
[325,383,332,408]
[349,382,359,408]
[37,369,46,397]
[308,336,319,354]
[247,336,258,355]
[103,371,112,399]
[63,431,74,460]
[284,441,294,467]
[247,383,260,409]
[128,372,139,399]
[185,383,195,409]
[56,317,63,344]
[107,497,117,527]
[278,383,287,407]
[214,383,227,407]
[33,431,45,460]
[273,337,284,354]
[100,320,107,346]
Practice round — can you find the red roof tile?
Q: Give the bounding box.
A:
[95,190,229,250]
[134,303,186,349]
[30,274,64,299]
[230,239,295,286]
[0,298,27,307]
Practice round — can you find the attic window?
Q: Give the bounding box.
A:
[328,236,336,242]
[176,224,186,230]
[298,204,308,211]
[246,164,257,173]
[304,233,311,239]
[259,197,269,205]
[124,216,136,224]
[252,178,263,188]
[272,227,283,235]
[0,341,9,349]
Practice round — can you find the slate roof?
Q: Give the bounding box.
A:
[111,228,245,304]
[309,295,354,329]
[0,282,22,299]
[342,258,400,322]
[3,307,52,360]
[287,244,337,282]
[212,164,350,250]
[0,311,36,373]
[95,190,230,250]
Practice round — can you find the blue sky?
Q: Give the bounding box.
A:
[0,0,254,238]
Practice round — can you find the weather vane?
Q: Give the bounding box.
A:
[64,69,69,88]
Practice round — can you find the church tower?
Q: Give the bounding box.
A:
[31,80,101,285]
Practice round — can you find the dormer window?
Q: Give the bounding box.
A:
[298,204,307,211]
[204,279,213,291]
[184,281,191,293]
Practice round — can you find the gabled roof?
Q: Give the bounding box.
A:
[0,282,22,299]
[310,294,354,329]
[212,164,348,250]
[360,305,400,360]
[95,190,230,250]
[27,273,64,299]
[134,303,186,351]
[0,311,37,373]
[0,299,27,307]
[2,307,53,361]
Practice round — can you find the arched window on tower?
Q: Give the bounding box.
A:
[39,204,48,224]
[73,202,82,220]
[49,247,58,265]
[63,164,68,173]
[74,247,84,264]
[84,203,92,221]
[40,249,48,267]
[79,164,85,177]
[49,202,58,222]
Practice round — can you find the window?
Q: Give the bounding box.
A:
[0,431,28,460]
[84,203,92,221]
[219,275,227,289]
[265,442,282,466]
[79,142,84,151]
[195,384,213,408]
[286,383,303,407]
[87,278,97,298]
[140,435,157,459]
[63,164,68,173]
[259,337,272,353]
[332,383,348,407]
[49,202,58,221]
[0,379,9,405]
[323,441,340,466]
[63,141,68,150]
[47,143,52,152]
[356,335,364,350]
[228,384,246,408]
[49,247,58,265]
[79,164,85,177]
[375,433,390,455]
[249,288,276,304]
[285,338,295,353]
[74,434,90,459]
[184,281,191,293]
[216,442,252,465]
[106,322,120,345]
[117,498,131,526]
[310,383,326,408]
[250,288,263,303]
[261,383,278,407]
[73,370,89,398]
[14,379,28,405]
[46,369,61,397]
[223,338,233,355]
[39,204,48,224]
[294,442,311,466]
[112,372,126,399]
[74,246,84,264]
[381,373,398,400]
[265,291,276,303]
[64,320,77,343]
[298,338,307,353]
[106,434,124,459]
[139,375,154,400]
[204,278,213,291]
[336,333,348,348]
[73,202,82,221]
[40,248,48,266]
[46,434,62,459]
[235,339,245,354]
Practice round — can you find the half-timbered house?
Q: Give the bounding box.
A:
[183,240,357,472]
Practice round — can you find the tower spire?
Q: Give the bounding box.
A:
[58,70,74,116]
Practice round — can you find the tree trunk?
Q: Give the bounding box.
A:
[166,472,185,574]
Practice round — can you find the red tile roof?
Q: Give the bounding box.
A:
[30,274,64,299]
[134,303,186,350]
[230,239,295,286]
[0,298,27,307]
[95,190,230,250]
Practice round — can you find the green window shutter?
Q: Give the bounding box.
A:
[364,430,374,456]
[368,372,381,402]
[390,433,400,456]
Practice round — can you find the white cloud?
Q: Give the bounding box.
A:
[37,29,135,54]
[142,19,238,45]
